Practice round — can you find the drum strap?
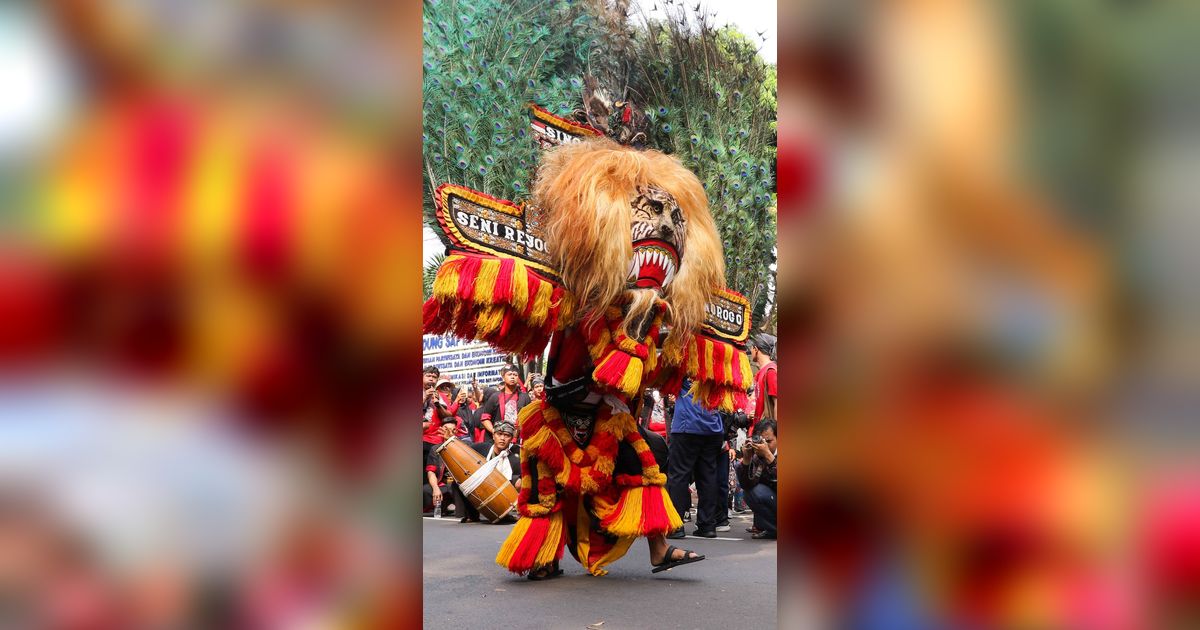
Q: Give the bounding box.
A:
[461,449,508,495]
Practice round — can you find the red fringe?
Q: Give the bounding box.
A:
[550,331,589,384]
[538,440,564,470]
[639,487,673,535]
[456,256,481,302]
[537,476,557,497]
[546,286,565,330]
[563,465,581,493]
[593,350,632,388]
[521,275,540,319]
[588,469,611,493]
[713,340,727,385]
[730,343,744,389]
[613,473,644,487]
[494,258,514,303]
[509,516,551,572]
[421,298,444,331]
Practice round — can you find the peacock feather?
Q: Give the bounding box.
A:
[422,0,612,246]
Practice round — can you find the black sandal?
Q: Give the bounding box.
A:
[526,561,563,581]
[651,545,705,573]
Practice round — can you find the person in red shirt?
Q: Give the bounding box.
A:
[422,366,457,480]
[749,333,777,435]
[434,376,473,440]
[478,364,531,443]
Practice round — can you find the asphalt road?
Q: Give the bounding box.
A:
[423,511,777,630]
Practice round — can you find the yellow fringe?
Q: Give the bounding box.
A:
[617,357,643,397]
[505,261,527,312]
[737,351,752,388]
[534,510,564,567]
[644,338,658,376]
[475,305,504,336]
[431,257,463,299]
[528,280,554,327]
[495,516,533,568]
[660,487,685,530]
[494,512,562,571]
[473,257,500,305]
[702,338,715,379]
[521,424,549,451]
[555,294,575,328]
[603,487,645,537]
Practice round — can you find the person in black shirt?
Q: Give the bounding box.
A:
[478,364,531,442]
[451,421,522,523]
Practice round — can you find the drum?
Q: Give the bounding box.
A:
[435,437,518,523]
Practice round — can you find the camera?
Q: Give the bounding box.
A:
[750,435,765,445]
[722,410,751,441]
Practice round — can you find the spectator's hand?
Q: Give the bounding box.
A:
[424,387,436,402]
[752,441,773,460]
[457,390,469,404]
[431,486,442,505]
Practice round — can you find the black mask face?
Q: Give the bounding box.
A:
[563,412,596,447]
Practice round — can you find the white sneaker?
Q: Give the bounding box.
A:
[715,524,731,532]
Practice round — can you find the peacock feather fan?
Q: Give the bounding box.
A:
[422,0,614,245]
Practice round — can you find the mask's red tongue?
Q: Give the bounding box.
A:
[634,264,667,288]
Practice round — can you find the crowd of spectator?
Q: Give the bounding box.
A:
[423,334,778,540]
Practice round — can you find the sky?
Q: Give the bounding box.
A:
[632,0,777,64]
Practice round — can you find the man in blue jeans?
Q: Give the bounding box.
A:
[736,420,777,539]
[665,383,728,538]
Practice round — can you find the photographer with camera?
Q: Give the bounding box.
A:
[736,419,777,539]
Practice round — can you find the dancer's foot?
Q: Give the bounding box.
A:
[527,561,563,580]
[650,545,705,573]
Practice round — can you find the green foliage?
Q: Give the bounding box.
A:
[422,0,607,241]
[423,251,447,300]
[627,15,778,301]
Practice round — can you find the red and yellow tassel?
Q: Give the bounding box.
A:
[677,334,753,412]
[422,252,570,358]
[495,511,566,575]
[597,485,682,537]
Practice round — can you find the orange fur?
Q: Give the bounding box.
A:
[533,138,724,348]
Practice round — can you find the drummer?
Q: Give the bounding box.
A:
[452,421,522,524]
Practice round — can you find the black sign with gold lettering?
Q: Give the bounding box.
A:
[434,183,559,281]
[528,103,603,150]
[702,288,752,344]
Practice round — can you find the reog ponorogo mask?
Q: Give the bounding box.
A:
[423,112,750,412]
